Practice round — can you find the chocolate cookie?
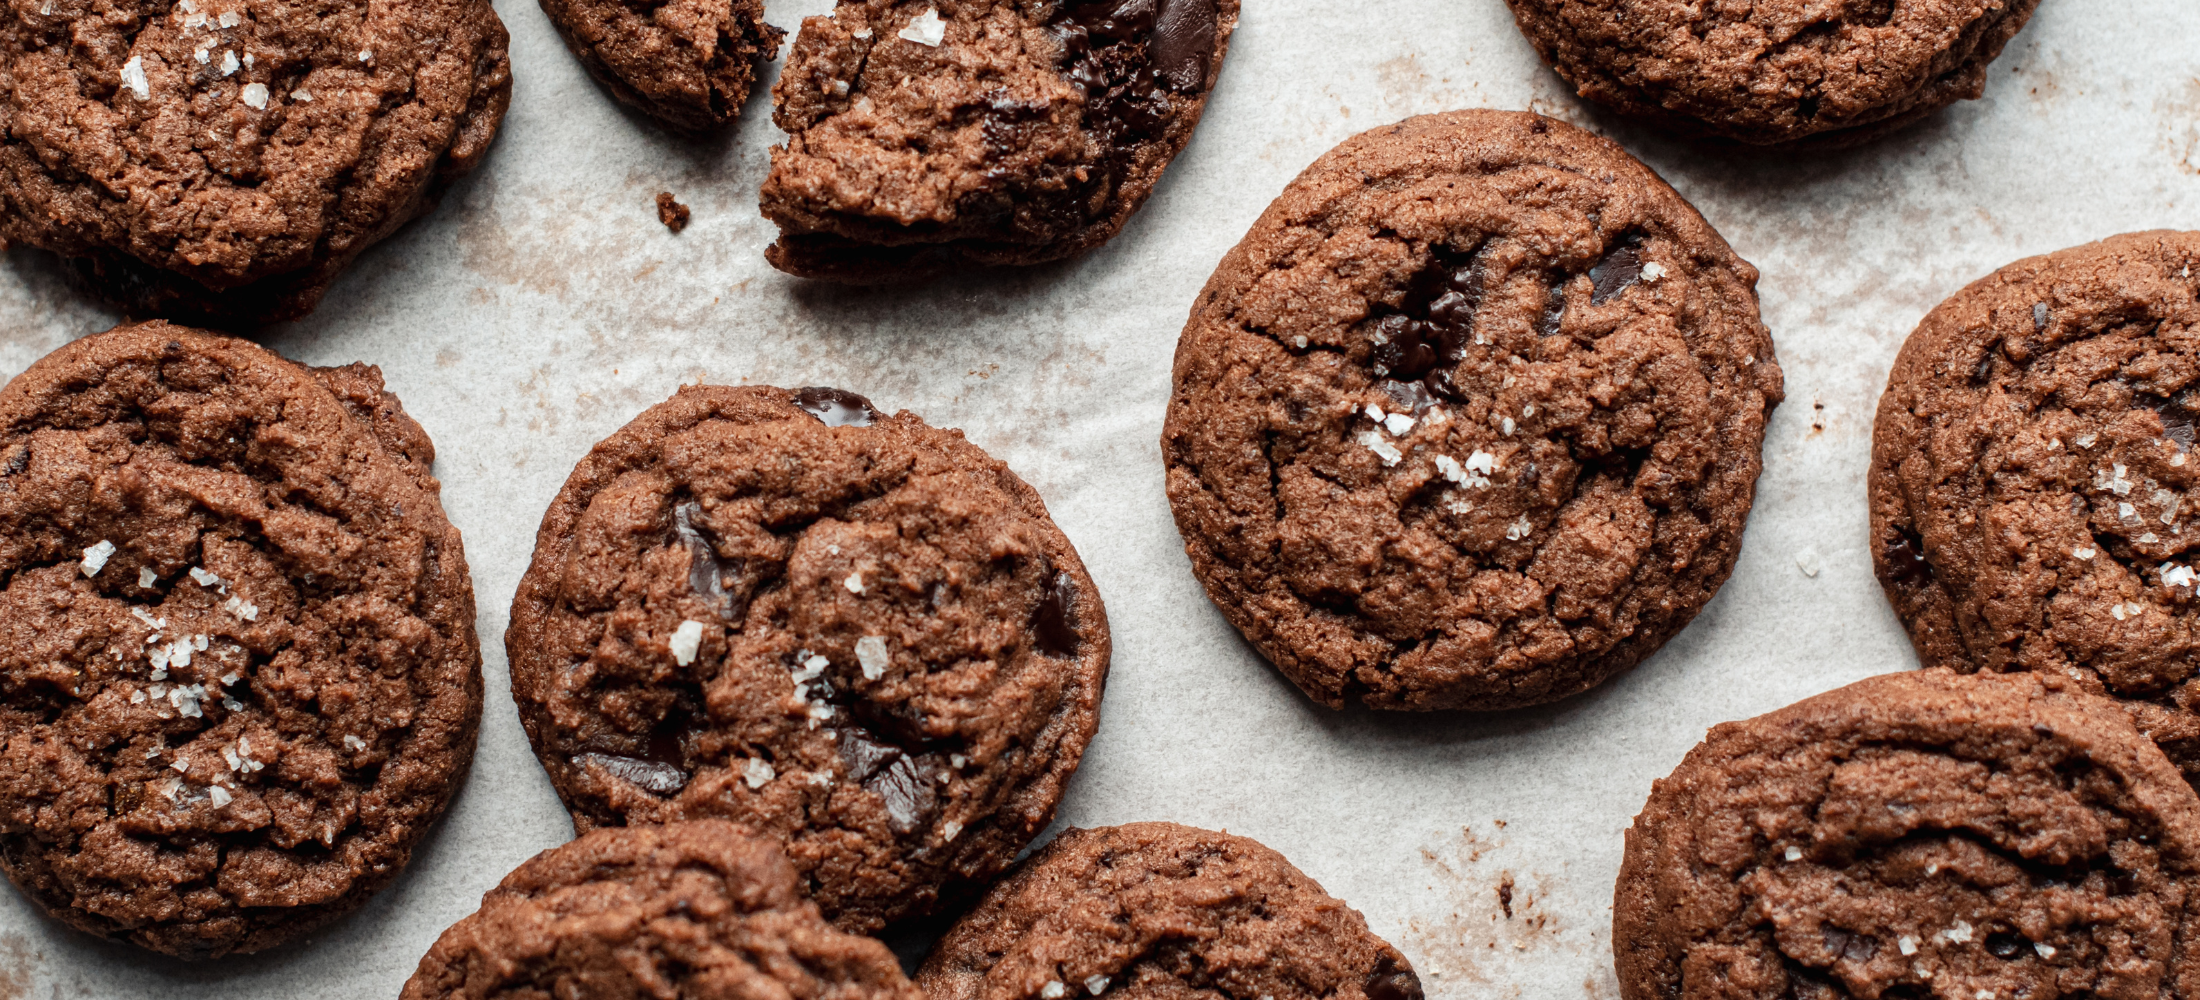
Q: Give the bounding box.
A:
[506,385,1110,933]
[918,822,1423,1000]
[1616,668,2200,1000]
[1870,231,2200,787]
[402,820,926,1000]
[760,0,1238,282]
[1502,0,2041,148]
[539,0,780,131]
[1162,110,1783,712]
[0,322,481,958]
[0,0,512,325]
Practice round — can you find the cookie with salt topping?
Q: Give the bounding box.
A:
[1872,230,2200,784]
[506,384,1110,933]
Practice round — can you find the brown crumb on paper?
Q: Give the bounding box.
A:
[656,192,690,233]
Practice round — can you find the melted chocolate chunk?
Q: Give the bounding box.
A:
[1379,378,1438,417]
[676,502,752,622]
[1364,956,1423,1000]
[835,728,942,834]
[1151,0,1218,91]
[1984,931,2027,960]
[793,387,877,428]
[572,752,689,795]
[2140,393,2197,450]
[1822,926,1877,963]
[1536,275,1568,337]
[1034,570,1082,657]
[1883,529,1933,587]
[1368,245,1483,403]
[1589,236,1645,305]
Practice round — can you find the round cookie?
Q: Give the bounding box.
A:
[761,0,1239,282]
[1162,110,1783,712]
[402,820,926,1000]
[917,822,1423,1000]
[539,0,782,131]
[506,384,1111,933]
[1616,668,2200,1000]
[1871,231,2200,786]
[0,322,482,958]
[1501,0,2041,148]
[0,0,512,325]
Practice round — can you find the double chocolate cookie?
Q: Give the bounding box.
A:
[1502,0,2041,148]
[918,822,1423,1000]
[506,385,1110,933]
[1163,110,1783,712]
[540,0,781,130]
[1871,231,2200,785]
[0,322,481,957]
[0,0,512,324]
[760,0,1238,282]
[403,820,926,1000]
[1616,668,2200,1000]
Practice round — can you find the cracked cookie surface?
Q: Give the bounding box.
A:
[506,384,1110,934]
[1162,110,1782,712]
[1501,0,2041,147]
[0,0,512,324]
[917,822,1423,1000]
[761,0,1237,282]
[403,820,926,1000]
[1616,668,2200,1000]
[1872,231,2200,786]
[0,321,481,957]
[540,0,780,131]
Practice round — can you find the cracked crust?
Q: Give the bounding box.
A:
[402,820,927,1000]
[1161,110,1782,712]
[1501,0,2042,148]
[1615,668,2200,1000]
[539,0,781,131]
[0,0,513,325]
[0,322,482,958]
[1871,231,2200,787]
[917,822,1423,1000]
[760,0,1238,283]
[506,384,1110,934]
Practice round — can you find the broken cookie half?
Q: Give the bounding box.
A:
[539,0,783,130]
[761,0,1237,283]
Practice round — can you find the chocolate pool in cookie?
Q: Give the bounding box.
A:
[404,821,926,1000]
[1501,0,2041,147]
[0,0,512,324]
[1872,231,2200,785]
[919,822,1423,1000]
[1164,110,1783,712]
[760,0,1238,282]
[1616,668,2200,1000]
[0,322,482,957]
[506,385,1110,933]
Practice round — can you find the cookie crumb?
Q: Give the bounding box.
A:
[1794,549,1821,578]
[655,192,690,233]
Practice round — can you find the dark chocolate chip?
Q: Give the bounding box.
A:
[1035,570,1081,657]
[1364,956,1423,1000]
[1589,237,1645,305]
[676,502,750,623]
[793,387,877,427]
[1536,275,1567,337]
[1985,931,2027,960]
[1151,0,1217,92]
[572,752,688,795]
[1380,379,1438,417]
[1821,926,1876,963]
[837,729,941,834]
[1883,528,1932,587]
[2139,393,2196,450]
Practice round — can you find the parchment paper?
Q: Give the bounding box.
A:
[0,1,2194,995]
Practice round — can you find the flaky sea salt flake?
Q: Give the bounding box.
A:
[291,88,311,101]
[898,7,945,45]
[1783,846,1802,861]
[669,619,705,665]
[942,819,962,841]
[343,734,366,751]
[218,50,237,75]
[844,572,865,594]
[130,689,146,704]
[2164,564,2198,588]
[1085,976,1111,996]
[2077,433,2098,448]
[744,757,775,788]
[2075,547,2096,560]
[240,82,268,108]
[80,540,115,576]
[1505,516,1532,541]
[1435,455,1466,484]
[1502,417,1516,436]
[856,635,890,680]
[189,567,220,587]
[1941,919,1974,944]
[1041,982,1068,1000]
[1640,261,1668,282]
[1898,935,1919,956]
[2034,942,2056,959]
[138,566,157,588]
[218,9,239,26]
[119,54,149,98]
[1357,430,1402,466]
[1383,412,1414,436]
[207,785,232,808]
[357,49,372,61]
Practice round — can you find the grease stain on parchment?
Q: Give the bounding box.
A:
[0,933,35,1000]
[1404,824,1583,999]
[2164,78,2200,176]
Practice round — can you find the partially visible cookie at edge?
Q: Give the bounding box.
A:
[918,821,1423,1000]
[1500,0,2041,148]
[506,384,1111,933]
[1163,109,1783,712]
[1616,668,2200,1000]
[0,322,482,957]
[0,0,512,325]
[1871,230,2200,784]
[540,0,782,131]
[402,820,927,1000]
[761,0,1239,283]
